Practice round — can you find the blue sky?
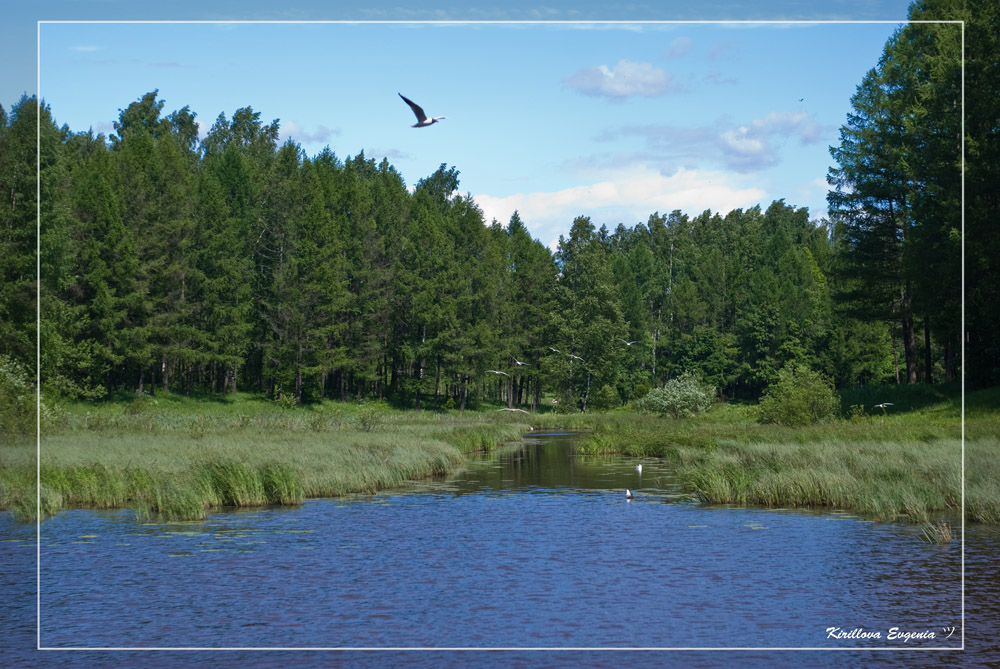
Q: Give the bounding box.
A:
[7,2,918,250]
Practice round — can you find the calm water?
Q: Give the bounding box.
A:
[3,431,998,666]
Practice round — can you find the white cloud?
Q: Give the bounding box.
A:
[280,120,338,145]
[598,110,825,174]
[474,165,766,248]
[563,59,677,100]
[665,37,692,59]
[717,111,824,172]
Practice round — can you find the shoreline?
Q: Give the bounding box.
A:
[2,389,996,525]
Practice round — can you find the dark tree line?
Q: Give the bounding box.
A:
[1,0,992,410]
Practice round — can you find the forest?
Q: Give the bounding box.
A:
[0,0,995,413]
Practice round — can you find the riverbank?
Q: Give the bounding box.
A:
[0,395,529,521]
[3,385,996,524]
[532,385,999,524]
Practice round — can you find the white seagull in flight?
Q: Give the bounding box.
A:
[399,93,446,128]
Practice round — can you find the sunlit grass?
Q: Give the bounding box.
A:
[0,395,528,522]
[2,385,996,525]
[531,385,994,524]
[673,439,969,523]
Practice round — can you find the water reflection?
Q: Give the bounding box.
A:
[411,431,689,504]
[2,432,997,665]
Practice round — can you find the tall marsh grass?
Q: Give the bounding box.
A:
[535,385,995,524]
[675,439,968,523]
[1,395,530,522]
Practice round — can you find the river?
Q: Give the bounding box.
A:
[3,431,998,666]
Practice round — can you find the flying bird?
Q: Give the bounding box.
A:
[567,353,584,362]
[512,356,529,366]
[486,369,510,377]
[874,402,894,416]
[496,408,530,414]
[619,339,639,346]
[548,346,561,353]
[398,93,446,128]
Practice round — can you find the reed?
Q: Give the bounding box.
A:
[919,520,953,544]
[552,385,995,524]
[1,396,529,522]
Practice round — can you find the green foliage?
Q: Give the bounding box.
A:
[0,354,35,439]
[357,403,384,432]
[13,68,982,411]
[757,364,840,426]
[634,372,715,418]
[589,384,621,411]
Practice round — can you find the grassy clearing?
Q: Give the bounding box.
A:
[0,394,528,522]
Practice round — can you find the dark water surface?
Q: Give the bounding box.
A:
[3,431,998,666]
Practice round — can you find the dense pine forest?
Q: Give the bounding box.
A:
[1,1,995,412]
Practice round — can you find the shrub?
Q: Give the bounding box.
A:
[357,404,383,432]
[0,355,36,439]
[757,364,840,426]
[634,372,715,418]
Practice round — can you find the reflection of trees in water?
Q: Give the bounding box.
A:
[498,436,582,489]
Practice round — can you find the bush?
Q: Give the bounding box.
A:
[757,364,840,426]
[0,355,36,439]
[357,404,384,432]
[634,372,715,418]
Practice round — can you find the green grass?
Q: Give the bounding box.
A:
[3,384,997,525]
[532,384,997,524]
[0,394,528,522]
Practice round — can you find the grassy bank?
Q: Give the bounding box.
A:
[3,385,996,525]
[549,385,997,523]
[0,394,529,522]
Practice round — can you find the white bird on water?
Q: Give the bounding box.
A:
[635,464,642,474]
[626,489,634,500]
[399,93,446,128]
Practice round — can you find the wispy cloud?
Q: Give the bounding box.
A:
[706,40,739,61]
[600,110,825,174]
[705,71,739,86]
[664,37,693,59]
[281,120,339,145]
[563,59,678,100]
[718,111,823,171]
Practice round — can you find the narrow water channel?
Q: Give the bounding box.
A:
[3,431,997,665]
